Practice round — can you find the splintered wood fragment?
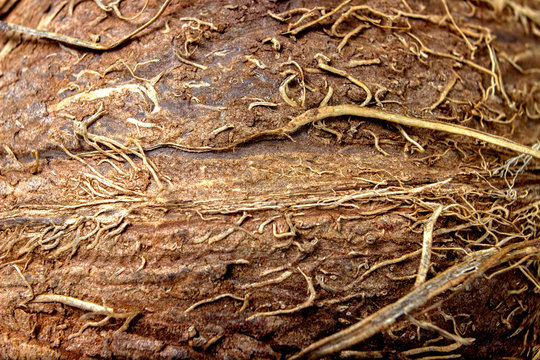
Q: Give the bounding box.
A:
[29,294,115,313]
[347,58,381,67]
[414,205,443,287]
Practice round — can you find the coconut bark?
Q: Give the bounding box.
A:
[0,0,539,359]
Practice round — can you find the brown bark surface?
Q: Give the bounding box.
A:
[0,0,539,359]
